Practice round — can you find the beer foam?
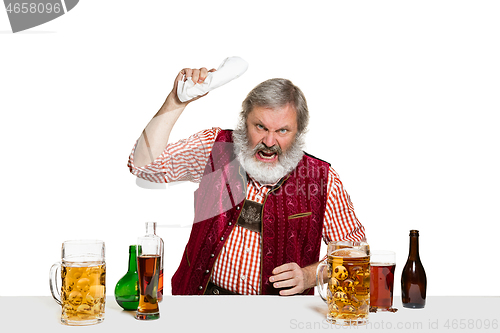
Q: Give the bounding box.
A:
[332,248,367,258]
[371,262,396,266]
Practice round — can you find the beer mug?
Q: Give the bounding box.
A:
[316,241,370,326]
[49,240,106,326]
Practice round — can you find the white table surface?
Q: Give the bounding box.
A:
[0,296,498,332]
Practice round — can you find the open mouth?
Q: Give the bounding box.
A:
[256,150,278,162]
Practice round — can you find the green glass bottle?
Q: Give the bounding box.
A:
[114,245,140,310]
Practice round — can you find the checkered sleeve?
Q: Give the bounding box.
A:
[127,127,221,183]
[322,167,366,243]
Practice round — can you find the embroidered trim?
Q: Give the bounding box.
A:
[288,212,312,219]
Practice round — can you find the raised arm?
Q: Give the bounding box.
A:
[133,67,215,168]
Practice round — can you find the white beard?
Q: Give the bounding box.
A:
[232,121,305,185]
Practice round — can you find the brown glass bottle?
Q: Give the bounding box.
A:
[401,230,427,308]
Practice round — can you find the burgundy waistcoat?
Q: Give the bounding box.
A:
[171,130,330,295]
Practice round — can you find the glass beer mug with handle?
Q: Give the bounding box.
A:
[49,240,106,326]
[316,241,370,326]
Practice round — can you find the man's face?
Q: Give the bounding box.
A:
[246,103,298,164]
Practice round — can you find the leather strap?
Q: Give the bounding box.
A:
[204,281,240,295]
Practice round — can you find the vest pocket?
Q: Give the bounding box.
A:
[288,212,312,220]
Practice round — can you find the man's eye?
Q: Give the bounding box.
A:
[279,129,287,134]
[256,124,264,130]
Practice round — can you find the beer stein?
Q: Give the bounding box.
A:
[49,240,106,326]
[316,241,370,326]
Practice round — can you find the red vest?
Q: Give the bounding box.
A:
[171,130,329,295]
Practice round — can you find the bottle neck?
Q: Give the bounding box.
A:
[408,235,420,260]
[128,245,138,272]
[145,222,157,235]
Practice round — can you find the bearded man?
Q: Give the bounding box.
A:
[128,66,366,296]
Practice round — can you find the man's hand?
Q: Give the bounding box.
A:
[167,67,216,107]
[133,66,215,168]
[270,262,319,296]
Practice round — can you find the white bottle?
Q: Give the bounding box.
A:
[145,222,164,301]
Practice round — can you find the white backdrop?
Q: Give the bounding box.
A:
[1,0,499,297]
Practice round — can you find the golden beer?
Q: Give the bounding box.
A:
[60,262,106,325]
[326,249,370,325]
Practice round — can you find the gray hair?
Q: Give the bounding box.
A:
[240,78,309,134]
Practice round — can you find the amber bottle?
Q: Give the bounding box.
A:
[401,230,427,308]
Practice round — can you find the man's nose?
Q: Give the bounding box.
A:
[262,131,277,148]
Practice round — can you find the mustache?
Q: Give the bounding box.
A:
[253,142,283,155]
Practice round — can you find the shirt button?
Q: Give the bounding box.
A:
[198,286,203,290]
[241,275,246,281]
[220,237,224,241]
[236,206,240,210]
[210,253,215,258]
[228,222,232,226]
[245,248,251,253]
[205,270,210,274]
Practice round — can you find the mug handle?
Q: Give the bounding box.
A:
[316,258,329,303]
[49,262,62,305]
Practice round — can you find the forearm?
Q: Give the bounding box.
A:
[133,66,214,168]
[302,261,321,290]
[133,93,186,168]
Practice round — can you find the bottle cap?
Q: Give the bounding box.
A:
[409,230,419,235]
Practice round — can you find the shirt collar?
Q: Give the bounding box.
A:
[247,173,287,191]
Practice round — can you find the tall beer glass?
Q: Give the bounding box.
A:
[135,236,161,320]
[49,240,106,326]
[370,250,396,311]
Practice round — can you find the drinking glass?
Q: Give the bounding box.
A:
[370,250,396,311]
[135,236,161,320]
[49,240,106,326]
[316,241,370,326]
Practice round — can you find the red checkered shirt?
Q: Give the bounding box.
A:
[128,127,366,294]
